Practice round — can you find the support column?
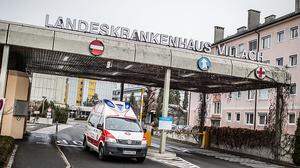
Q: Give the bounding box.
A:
[120,82,124,101]
[0,45,9,131]
[159,69,171,154]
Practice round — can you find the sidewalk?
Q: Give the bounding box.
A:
[12,133,66,168]
[147,147,200,168]
[151,137,287,168]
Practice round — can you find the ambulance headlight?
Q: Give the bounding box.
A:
[105,137,117,143]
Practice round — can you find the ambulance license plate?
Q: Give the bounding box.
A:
[123,150,136,155]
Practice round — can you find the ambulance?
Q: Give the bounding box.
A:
[83,99,147,162]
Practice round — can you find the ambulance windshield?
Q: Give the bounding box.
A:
[105,117,142,132]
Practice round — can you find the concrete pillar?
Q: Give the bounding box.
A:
[159,69,171,154]
[296,0,300,13]
[248,9,261,30]
[213,26,224,43]
[0,45,9,130]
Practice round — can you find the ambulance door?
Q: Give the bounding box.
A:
[87,114,100,147]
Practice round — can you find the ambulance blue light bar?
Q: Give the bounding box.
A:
[103,99,115,108]
[125,102,130,109]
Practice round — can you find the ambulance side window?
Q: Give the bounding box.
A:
[88,114,99,127]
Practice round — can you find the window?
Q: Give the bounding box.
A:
[249,40,257,51]
[261,35,271,49]
[230,47,236,56]
[276,57,284,66]
[289,55,297,66]
[277,31,284,42]
[263,60,270,64]
[290,83,296,95]
[259,89,268,100]
[246,113,254,125]
[227,113,232,121]
[238,43,244,55]
[248,90,255,100]
[258,113,267,125]
[289,113,296,124]
[214,102,221,114]
[290,26,298,39]
[228,92,232,99]
[236,113,241,122]
[211,120,220,127]
[88,114,99,127]
[233,91,241,99]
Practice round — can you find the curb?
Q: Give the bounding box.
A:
[55,142,72,168]
[6,144,18,168]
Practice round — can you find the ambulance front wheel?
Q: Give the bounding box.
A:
[136,157,146,163]
[98,145,107,161]
[83,137,90,151]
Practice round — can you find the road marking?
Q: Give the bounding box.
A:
[55,143,72,168]
[72,141,78,145]
[6,145,18,168]
[62,140,68,145]
[57,144,84,148]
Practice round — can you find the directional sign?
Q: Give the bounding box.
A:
[197,57,211,71]
[158,117,173,130]
[89,40,104,56]
[255,66,266,79]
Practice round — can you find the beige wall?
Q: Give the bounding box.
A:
[1,70,30,139]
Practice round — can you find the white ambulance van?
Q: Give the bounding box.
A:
[83,99,147,162]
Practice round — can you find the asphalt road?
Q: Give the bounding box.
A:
[56,120,252,168]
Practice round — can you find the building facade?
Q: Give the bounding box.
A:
[189,1,300,134]
[66,78,118,106]
[30,73,67,104]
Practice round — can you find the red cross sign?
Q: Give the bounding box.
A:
[255,66,266,79]
[89,40,104,56]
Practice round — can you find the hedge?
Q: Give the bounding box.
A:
[207,127,276,149]
[0,136,15,167]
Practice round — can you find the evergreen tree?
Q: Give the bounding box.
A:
[293,117,300,165]
[169,90,180,105]
[129,92,138,112]
[183,91,189,110]
[156,89,164,118]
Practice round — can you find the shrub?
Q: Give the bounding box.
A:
[0,136,15,167]
[53,106,68,124]
[293,117,300,165]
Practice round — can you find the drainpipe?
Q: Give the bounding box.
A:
[253,30,260,130]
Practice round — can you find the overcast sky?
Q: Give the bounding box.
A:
[0,0,295,42]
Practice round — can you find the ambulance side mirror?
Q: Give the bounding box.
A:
[97,124,103,130]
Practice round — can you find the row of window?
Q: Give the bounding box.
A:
[231,26,299,55]
[226,112,297,125]
[272,55,298,67]
[226,87,296,102]
[226,89,269,100]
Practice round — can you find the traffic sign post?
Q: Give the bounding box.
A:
[89,40,104,56]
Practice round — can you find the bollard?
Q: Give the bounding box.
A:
[201,131,209,149]
[145,130,152,147]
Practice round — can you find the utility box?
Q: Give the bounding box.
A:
[13,100,29,116]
